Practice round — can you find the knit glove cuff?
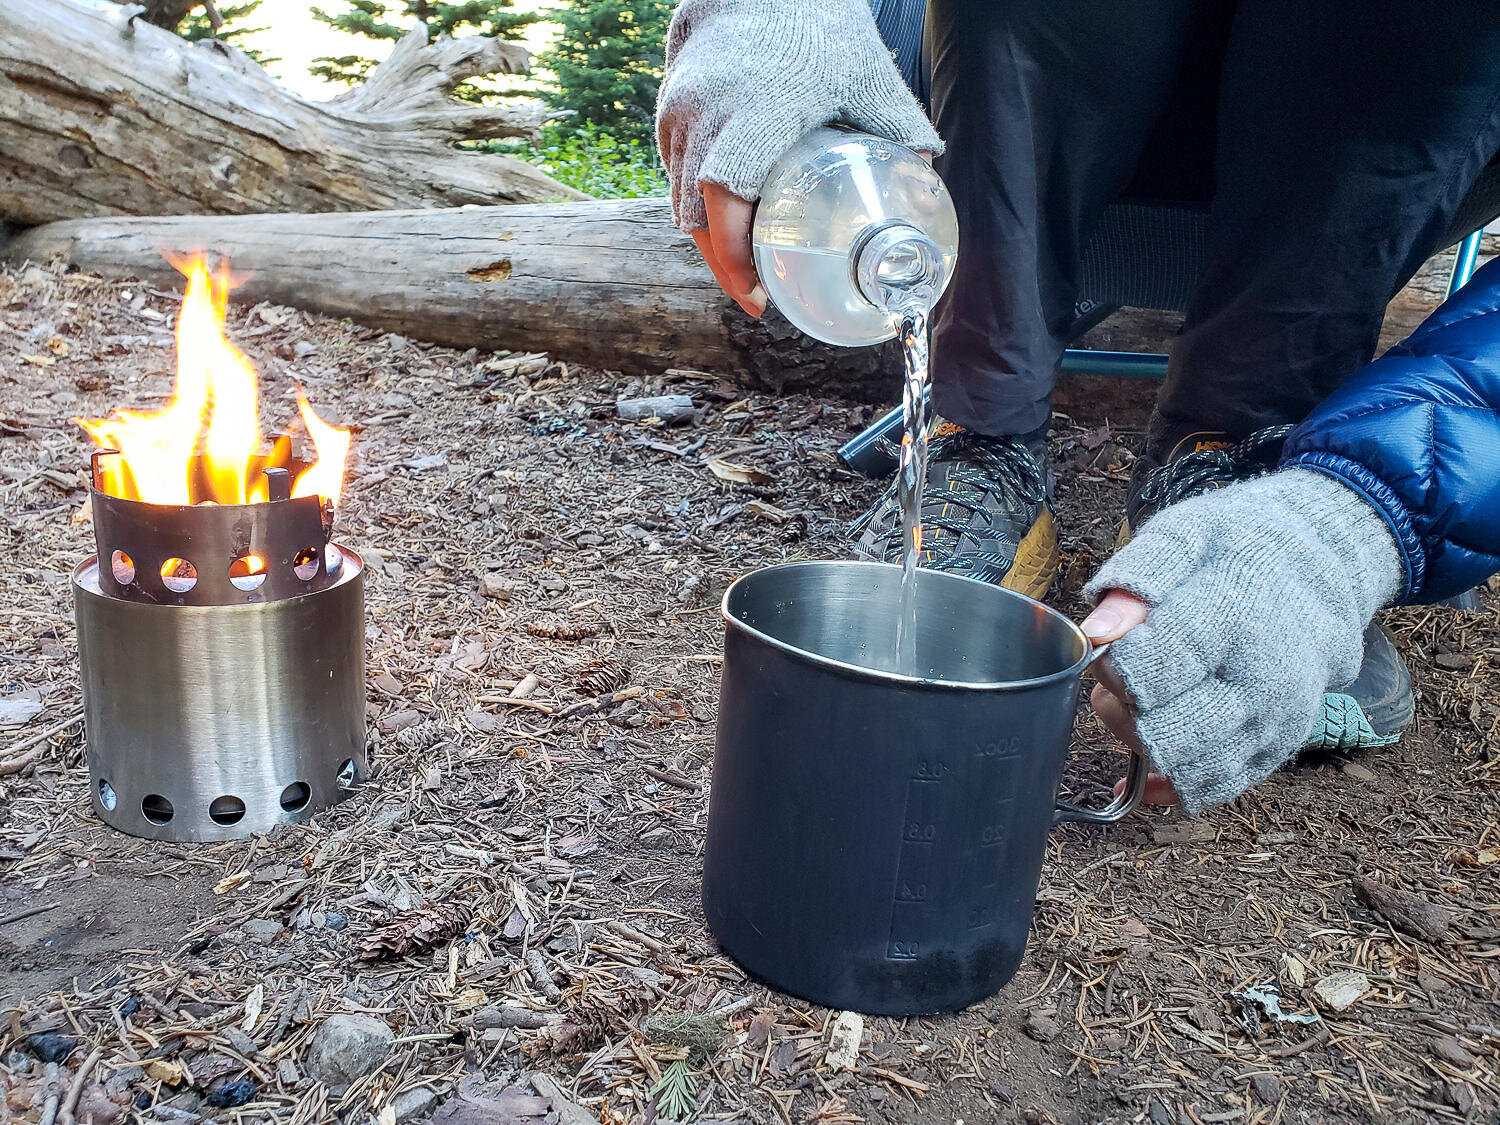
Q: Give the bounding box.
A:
[1083,468,1403,814]
[656,0,943,231]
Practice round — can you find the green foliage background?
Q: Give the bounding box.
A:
[540,0,673,142]
[177,1,277,64]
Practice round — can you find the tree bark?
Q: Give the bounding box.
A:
[0,0,584,227]
[1,201,901,396]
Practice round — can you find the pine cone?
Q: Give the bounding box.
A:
[354,901,474,964]
[574,658,629,696]
[528,618,599,641]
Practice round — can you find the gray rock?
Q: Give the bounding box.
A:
[222,1027,258,1057]
[323,911,349,932]
[1249,1073,1283,1103]
[304,1014,393,1087]
[390,1086,439,1122]
[1432,1035,1476,1067]
[241,919,283,943]
[1023,1011,1060,1043]
[1443,1082,1476,1114]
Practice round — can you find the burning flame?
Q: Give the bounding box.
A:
[77,255,349,507]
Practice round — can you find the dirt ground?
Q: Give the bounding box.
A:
[0,239,1497,1125]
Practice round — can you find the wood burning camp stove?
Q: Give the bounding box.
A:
[72,452,366,841]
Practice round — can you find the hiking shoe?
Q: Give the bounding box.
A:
[850,425,1058,599]
[1118,425,1291,548]
[1116,422,1414,751]
[1309,621,1414,752]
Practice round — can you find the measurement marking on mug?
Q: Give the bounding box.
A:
[886,768,943,961]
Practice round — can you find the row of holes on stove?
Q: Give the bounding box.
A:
[96,759,357,825]
[109,545,339,593]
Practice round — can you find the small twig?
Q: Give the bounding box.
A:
[57,1045,103,1125]
[0,712,84,769]
[707,995,758,1019]
[36,1063,59,1125]
[1265,1026,1330,1058]
[0,901,61,927]
[525,949,562,1002]
[602,918,668,957]
[553,686,642,720]
[641,765,702,792]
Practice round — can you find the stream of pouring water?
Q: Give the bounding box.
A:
[894,307,931,674]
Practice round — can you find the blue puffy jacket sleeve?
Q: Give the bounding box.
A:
[1281,256,1500,604]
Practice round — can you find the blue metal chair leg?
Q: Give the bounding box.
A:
[1447,228,1484,298]
[838,229,1489,478]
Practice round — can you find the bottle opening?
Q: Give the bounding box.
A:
[852,220,946,315]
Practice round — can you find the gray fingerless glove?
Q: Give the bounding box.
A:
[1084,469,1403,814]
[656,0,943,231]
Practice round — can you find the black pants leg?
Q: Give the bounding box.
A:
[924,0,1201,438]
[1151,0,1500,455]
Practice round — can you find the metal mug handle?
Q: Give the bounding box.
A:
[1053,640,1150,825]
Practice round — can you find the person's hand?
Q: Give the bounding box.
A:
[1081,591,1183,807]
[1078,469,1404,814]
[692,184,763,318]
[656,0,942,314]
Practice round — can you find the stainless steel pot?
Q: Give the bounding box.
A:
[703,560,1145,1015]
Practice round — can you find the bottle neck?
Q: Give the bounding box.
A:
[852,220,946,314]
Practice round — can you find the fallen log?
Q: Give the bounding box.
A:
[1,201,903,395]
[0,0,582,227]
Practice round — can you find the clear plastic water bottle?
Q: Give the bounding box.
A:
[752,125,959,347]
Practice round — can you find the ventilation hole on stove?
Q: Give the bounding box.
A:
[280,781,311,811]
[98,778,118,812]
[160,558,197,593]
[229,554,267,591]
[336,758,357,788]
[110,550,136,585]
[292,547,320,582]
[142,794,174,824]
[209,795,246,825]
[324,545,344,575]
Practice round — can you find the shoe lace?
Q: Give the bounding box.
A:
[1136,424,1294,510]
[850,429,1047,551]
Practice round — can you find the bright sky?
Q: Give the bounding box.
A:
[239,0,559,99]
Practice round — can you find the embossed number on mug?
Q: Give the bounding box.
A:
[974,736,1022,759]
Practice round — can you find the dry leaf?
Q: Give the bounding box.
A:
[706,457,773,485]
[745,499,792,524]
[825,1010,863,1070]
[1313,970,1372,1011]
[146,1059,189,1085]
[243,983,264,1032]
[215,871,252,895]
[450,987,488,1012]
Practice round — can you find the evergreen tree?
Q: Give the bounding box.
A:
[540,0,672,141]
[310,1,537,92]
[176,1,276,64]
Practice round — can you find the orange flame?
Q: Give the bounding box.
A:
[77,255,350,507]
